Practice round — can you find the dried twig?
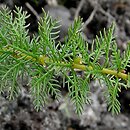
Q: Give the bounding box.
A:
[74,0,85,19]
[25,2,40,21]
[87,0,115,23]
[99,7,115,21]
[83,7,97,29]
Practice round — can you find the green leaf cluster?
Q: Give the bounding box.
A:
[0,6,130,115]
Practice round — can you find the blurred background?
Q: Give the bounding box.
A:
[0,0,130,130]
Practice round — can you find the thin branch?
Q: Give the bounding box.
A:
[83,7,97,29]
[74,0,85,19]
[87,0,115,23]
[25,2,40,21]
[98,7,115,20]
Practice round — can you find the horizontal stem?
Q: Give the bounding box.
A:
[72,63,128,80]
[1,46,128,80]
[102,68,128,80]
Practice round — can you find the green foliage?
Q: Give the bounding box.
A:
[0,6,130,115]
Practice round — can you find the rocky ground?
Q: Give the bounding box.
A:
[0,0,130,130]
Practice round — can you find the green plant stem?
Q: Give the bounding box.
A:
[1,47,128,80]
[72,63,128,80]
